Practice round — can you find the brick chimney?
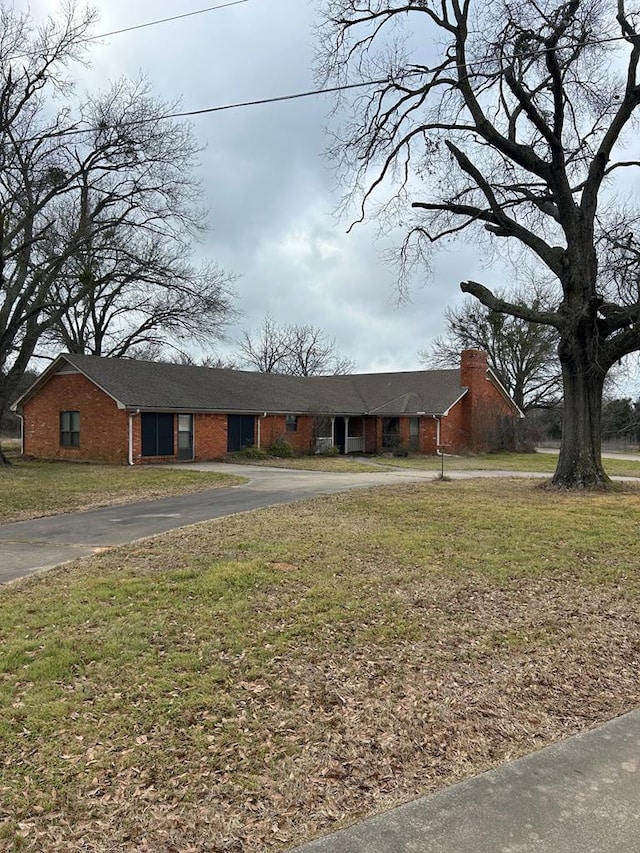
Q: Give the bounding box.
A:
[460,349,488,391]
[459,349,489,451]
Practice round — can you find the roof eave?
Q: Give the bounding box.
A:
[486,368,526,418]
[441,389,468,417]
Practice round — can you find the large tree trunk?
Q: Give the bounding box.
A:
[552,335,609,489]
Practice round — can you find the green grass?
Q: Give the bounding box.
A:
[0,460,245,522]
[374,450,640,477]
[225,449,640,478]
[1,478,640,850]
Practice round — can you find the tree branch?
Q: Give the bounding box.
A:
[461,279,561,328]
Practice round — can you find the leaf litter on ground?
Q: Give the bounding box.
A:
[1,478,640,851]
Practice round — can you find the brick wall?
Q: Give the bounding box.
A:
[420,417,438,453]
[258,415,316,454]
[22,372,129,463]
[363,417,377,453]
[440,403,469,453]
[457,348,519,452]
[20,351,519,464]
[193,413,228,460]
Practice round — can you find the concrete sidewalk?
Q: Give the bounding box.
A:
[290,710,640,853]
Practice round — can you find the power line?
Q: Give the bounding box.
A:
[156,30,639,122]
[15,74,423,144]
[6,1,249,62]
[142,76,409,121]
[5,28,640,145]
[86,1,249,43]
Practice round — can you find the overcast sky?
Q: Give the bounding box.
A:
[25,0,638,390]
[23,0,505,373]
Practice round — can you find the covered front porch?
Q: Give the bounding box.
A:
[315,415,367,454]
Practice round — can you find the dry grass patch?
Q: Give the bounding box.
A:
[0,461,245,522]
[375,451,640,478]
[1,479,640,851]
[226,455,377,473]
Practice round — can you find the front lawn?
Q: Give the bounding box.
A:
[1,479,639,851]
[0,461,245,523]
[374,450,640,478]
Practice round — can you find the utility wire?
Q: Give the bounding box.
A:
[84,1,249,42]
[6,1,249,62]
[4,28,640,145]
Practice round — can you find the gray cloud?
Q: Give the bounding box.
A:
[28,0,510,372]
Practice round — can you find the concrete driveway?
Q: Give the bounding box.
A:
[0,462,440,584]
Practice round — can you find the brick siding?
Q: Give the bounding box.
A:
[22,373,129,463]
[458,349,518,452]
[19,350,519,464]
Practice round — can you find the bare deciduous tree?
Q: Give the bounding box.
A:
[319,0,640,487]
[42,234,236,359]
[423,291,561,411]
[0,7,234,463]
[238,316,355,375]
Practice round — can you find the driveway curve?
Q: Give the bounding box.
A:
[0,462,547,585]
[7,455,640,585]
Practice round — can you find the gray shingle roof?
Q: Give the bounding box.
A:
[347,369,466,415]
[17,353,468,416]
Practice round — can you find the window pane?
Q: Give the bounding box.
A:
[156,413,174,455]
[141,412,174,456]
[60,411,80,447]
[382,417,400,447]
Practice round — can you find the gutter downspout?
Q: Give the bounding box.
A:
[435,416,443,454]
[128,410,139,466]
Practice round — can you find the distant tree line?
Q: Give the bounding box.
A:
[529,398,640,447]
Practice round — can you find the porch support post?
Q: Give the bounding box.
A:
[331,416,335,447]
[344,416,350,453]
[257,412,267,448]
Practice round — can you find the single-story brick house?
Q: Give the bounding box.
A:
[11,349,522,464]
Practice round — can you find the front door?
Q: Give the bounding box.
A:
[227,415,255,452]
[177,414,193,460]
[334,417,346,454]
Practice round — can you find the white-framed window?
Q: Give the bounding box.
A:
[60,411,80,447]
